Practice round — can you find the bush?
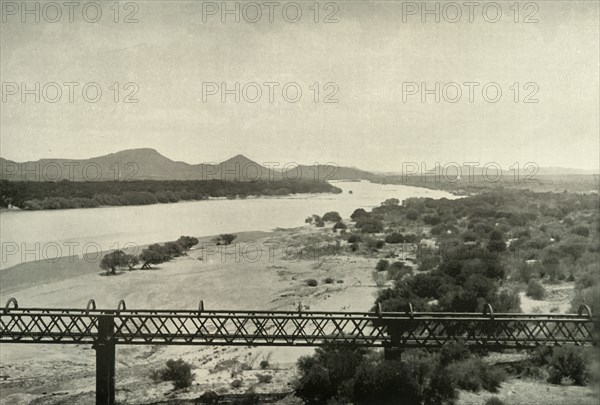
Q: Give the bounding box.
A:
[439,340,471,365]
[324,277,335,284]
[572,226,589,237]
[295,345,456,405]
[387,262,412,281]
[406,209,419,220]
[333,222,347,231]
[376,259,390,272]
[230,379,243,388]
[256,373,273,383]
[446,358,505,393]
[526,279,545,300]
[356,217,384,233]
[259,360,269,369]
[153,359,194,389]
[296,345,367,404]
[485,398,505,405]
[547,346,589,386]
[323,211,342,222]
[347,234,362,244]
[351,208,369,221]
[385,232,404,244]
[306,279,318,287]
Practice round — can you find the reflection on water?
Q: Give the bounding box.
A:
[0,181,456,269]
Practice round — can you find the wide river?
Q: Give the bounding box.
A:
[0,181,456,269]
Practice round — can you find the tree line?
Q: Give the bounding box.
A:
[0,179,342,210]
[100,235,200,274]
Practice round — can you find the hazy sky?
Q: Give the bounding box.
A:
[1,1,598,171]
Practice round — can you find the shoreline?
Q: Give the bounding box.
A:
[0,180,469,214]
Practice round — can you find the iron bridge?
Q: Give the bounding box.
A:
[0,298,594,405]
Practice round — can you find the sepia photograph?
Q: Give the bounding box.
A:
[0,1,599,404]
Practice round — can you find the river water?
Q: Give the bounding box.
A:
[0,181,456,269]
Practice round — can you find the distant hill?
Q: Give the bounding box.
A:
[3,149,594,183]
[0,149,379,182]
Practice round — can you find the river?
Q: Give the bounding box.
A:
[0,181,456,269]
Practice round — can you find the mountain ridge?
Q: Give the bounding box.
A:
[0,148,377,182]
[1,148,596,182]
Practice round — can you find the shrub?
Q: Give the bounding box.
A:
[572,226,589,237]
[485,398,505,405]
[439,340,471,365]
[230,379,243,388]
[385,232,404,244]
[547,346,589,386]
[351,208,369,221]
[375,240,385,249]
[333,222,347,231]
[306,279,318,287]
[153,358,194,389]
[217,233,237,245]
[387,262,412,281]
[296,344,366,404]
[295,345,457,405]
[257,373,273,383]
[259,360,269,369]
[323,211,342,222]
[406,209,419,220]
[376,259,390,272]
[347,234,362,244]
[446,358,505,393]
[324,277,335,284]
[352,352,457,405]
[356,217,384,233]
[526,279,545,300]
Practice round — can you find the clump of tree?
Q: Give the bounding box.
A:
[101,235,198,272]
[140,243,170,269]
[99,250,139,275]
[295,342,504,405]
[356,217,384,233]
[322,211,342,222]
[350,208,369,221]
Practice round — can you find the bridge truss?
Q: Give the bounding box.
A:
[0,298,594,404]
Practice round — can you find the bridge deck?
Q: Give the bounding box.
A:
[1,300,594,348]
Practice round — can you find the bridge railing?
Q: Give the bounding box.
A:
[1,298,594,348]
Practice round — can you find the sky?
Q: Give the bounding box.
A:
[1,0,599,172]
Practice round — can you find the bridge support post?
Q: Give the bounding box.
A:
[384,322,403,361]
[94,314,116,405]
